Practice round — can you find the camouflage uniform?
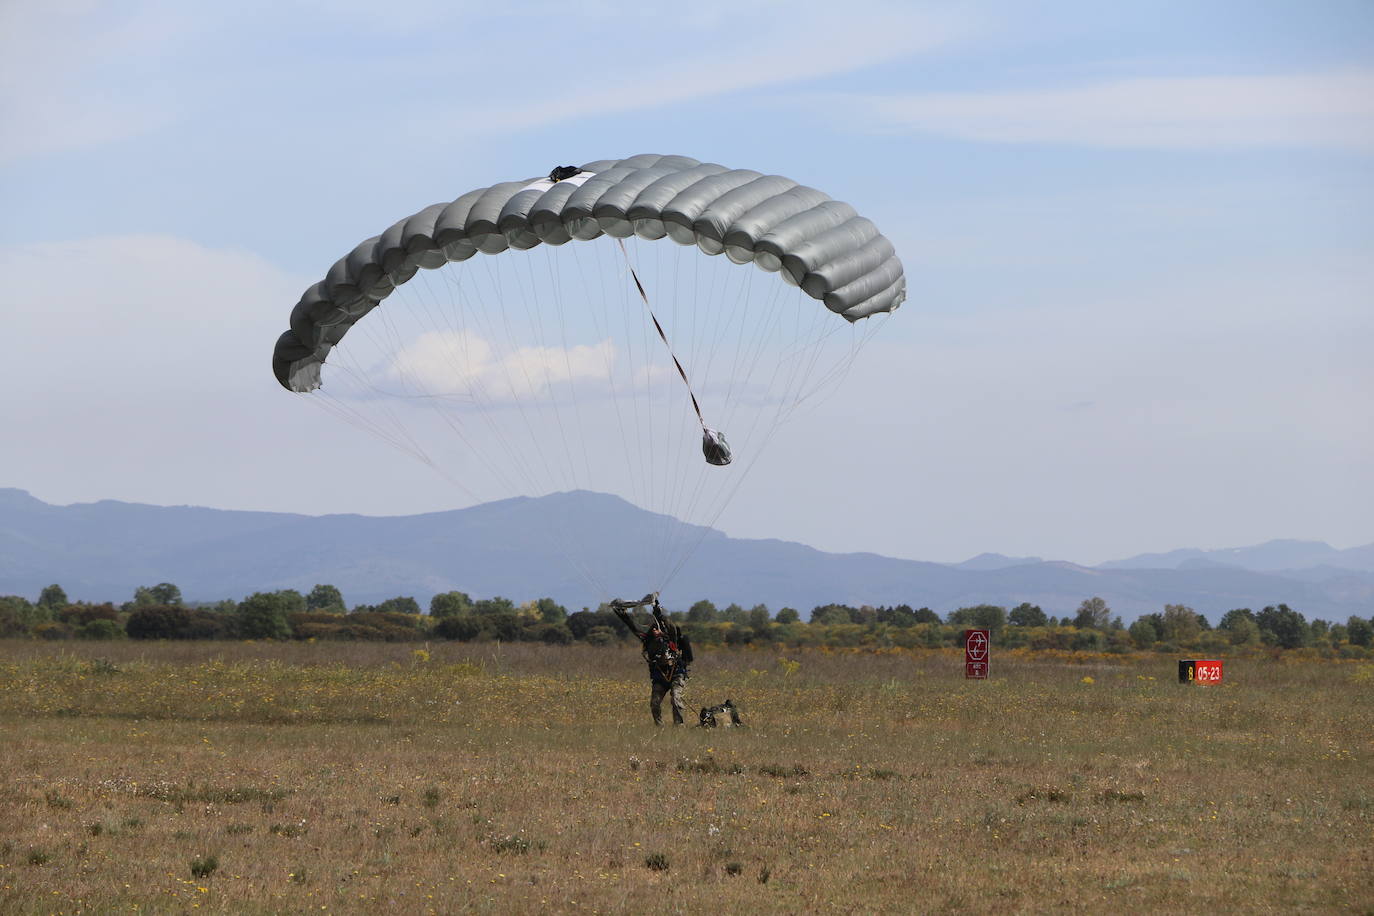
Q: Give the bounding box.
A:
[612,597,694,726]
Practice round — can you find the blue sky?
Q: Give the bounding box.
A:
[2,0,1371,566]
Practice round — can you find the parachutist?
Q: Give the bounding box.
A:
[611,596,693,726]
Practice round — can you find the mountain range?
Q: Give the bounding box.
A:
[2,487,1370,623]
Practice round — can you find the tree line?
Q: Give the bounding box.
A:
[1,583,1370,657]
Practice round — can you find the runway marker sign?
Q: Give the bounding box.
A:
[965,629,989,679]
[1178,659,1224,684]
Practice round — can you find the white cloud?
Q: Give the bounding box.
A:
[0,234,304,391]
[821,70,1374,150]
[384,329,618,402]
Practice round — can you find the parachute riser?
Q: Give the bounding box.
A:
[614,238,733,467]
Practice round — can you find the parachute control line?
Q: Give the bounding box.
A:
[615,236,732,467]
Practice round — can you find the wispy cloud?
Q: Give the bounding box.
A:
[0,1,969,164]
[820,70,1374,150]
[435,4,969,135]
[0,234,302,389]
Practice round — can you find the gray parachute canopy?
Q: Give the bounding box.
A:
[273,153,905,392]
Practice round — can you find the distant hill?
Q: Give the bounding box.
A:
[2,487,1370,623]
[1099,539,1374,574]
[953,553,1044,571]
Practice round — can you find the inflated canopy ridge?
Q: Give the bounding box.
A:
[273,154,906,392]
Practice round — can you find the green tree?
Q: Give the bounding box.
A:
[720,603,747,624]
[1128,616,1158,647]
[1161,604,1203,645]
[687,600,719,623]
[1256,604,1309,649]
[875,605,918,628]
[1225,615,1261,646]
[775,607,800,624]
[1073,597,1111,630]
[1347,616,1373,648]
[0,595,40,636]
[1218,608,1255,631]
[473,596,515,616]
[534,597,567,623]
[747,604,771,628]
[375,596,421,616]
[134,583,183,608]
[37,584,69,610]
[811,604,856,625]
[237,592,296,640]
[430,591,474,618]
[1008,603,1047,627]
[305,584,345,614]
[947,605,1007,634]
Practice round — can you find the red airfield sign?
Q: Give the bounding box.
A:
[965,628,989,679]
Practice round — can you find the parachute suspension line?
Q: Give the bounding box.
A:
[616,238,718,590]
[402,269,530,497]
[406,265,545,503]
[576,239,647,525]
[616,238,714,440]
[483,250,610,596]
[543,244,597,502]
[369,256,612,598]
[312,305,472,494]
[658,280,803,591]
[609,238,661,582]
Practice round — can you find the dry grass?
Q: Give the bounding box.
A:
[1,640,1370,914]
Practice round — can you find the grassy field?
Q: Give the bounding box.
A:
[1,640,1370,914]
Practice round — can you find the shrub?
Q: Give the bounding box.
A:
[33,621,74,640]
[189,855,218,878]
[236,592,296,640]
[59,602,119,627]
[434,615,483,641]
[490,834,540,854]
[531,622,573,645]
[126,605,191,639]
[565,609,624,640]
[78,618,125,640]
[583,626,616,646]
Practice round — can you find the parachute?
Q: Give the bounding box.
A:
[272,154,904,598]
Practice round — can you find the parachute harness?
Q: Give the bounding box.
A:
[615,238,732,467]
[611,594,685,685]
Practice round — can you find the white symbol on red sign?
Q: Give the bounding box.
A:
[967,630,988,661]
[1195,660,1223,683]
